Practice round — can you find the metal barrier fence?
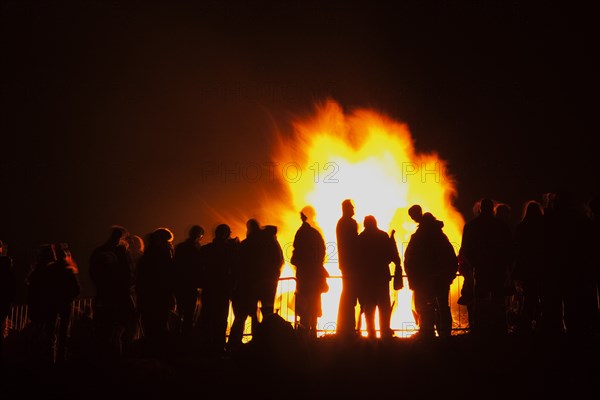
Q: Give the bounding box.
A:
[2,275,471,339]
[2,297,94,337]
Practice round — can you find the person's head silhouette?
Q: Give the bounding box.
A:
[153,227,174,243]
[246,218,260,237]
[522,200,543,221]
[480,198,494,216]
[215,224,231,241]
[127,235,144,253]
[108,225,129,246]
[363,215,378,230]
[342,199,355,217]
[188,225,205,241]
[301,205,317,222]
[408,204,423,224]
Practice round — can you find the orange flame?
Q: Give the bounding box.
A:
[269,99,466,336]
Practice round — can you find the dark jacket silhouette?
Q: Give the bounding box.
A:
[404,211,457,337]
[460,198,513,334]
[198,224,239,357]
[542,191,596,337]
[291,210,328,339]
[335,199,361,337]
[513,200,545,333]
[173,224,204,339]
[356,215,399,339]
[27,243,80,363]
[135,228,176,357]
[89,226,135,357]
[228,220,284,351]
[259,224,285,316]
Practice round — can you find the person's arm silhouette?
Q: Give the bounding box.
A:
[390,230,404,290]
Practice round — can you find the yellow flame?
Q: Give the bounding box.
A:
[269,99,465,336]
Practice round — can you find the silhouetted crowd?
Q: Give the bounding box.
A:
[1,191,599,366]
[459,193,600,340]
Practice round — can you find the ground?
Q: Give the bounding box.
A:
[1,328,598,399]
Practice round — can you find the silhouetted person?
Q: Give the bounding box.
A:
[258,225,285,320]
[460,198,513,335]
[228,220,283,352]
[457,201,479,330]
[26,244,55,362]
[404,209,458,338]
[125,234,145,271]
[0,240,16,362]
[494,203,514,231]
[494,202,519,329]
[135,227,176,358]
[542,191,596,338]
[407,204,425,324]
[27,244,57,347]
[513,200,545,334]
[173,224,205,342]
[291,207,328,340]
[89,225,136,358]
[228,219,262,352]
[494,202,517,277]
[124,233,144,346]
[198,224,239,357]
[27,243,80,363]
[335,199,361,339]
[356,215,400,339]
[50,243,81,362]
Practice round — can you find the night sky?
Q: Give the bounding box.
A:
[2,1,596,299]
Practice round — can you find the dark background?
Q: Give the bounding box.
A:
[2,1,597,300]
